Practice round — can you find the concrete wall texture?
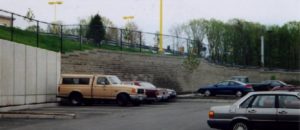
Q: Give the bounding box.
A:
[61,49,300,92]
[0,39,61,107]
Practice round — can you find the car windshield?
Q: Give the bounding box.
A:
[261,80,287,86]
[277,80,287,86]
[140,82,156,89]
[107,76,121,85]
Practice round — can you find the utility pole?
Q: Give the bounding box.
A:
[159,0,164,53]
[261,36,264,67]
[48,0,63,22]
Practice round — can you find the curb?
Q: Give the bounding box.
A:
[177,98,237,103]
[0,103,58,112]
[0,112,76,119]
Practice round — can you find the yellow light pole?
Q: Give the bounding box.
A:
[159,0,164,53]
[48,0,63,22]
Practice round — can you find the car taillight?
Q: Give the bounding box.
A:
[208,111,214,119]
[131,88,136,93]
[245,84,252,88]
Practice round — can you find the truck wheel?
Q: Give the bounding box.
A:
[117,94,129,106]
[132,101,141,106]
[69,93,83,106]
[84,99,94,106]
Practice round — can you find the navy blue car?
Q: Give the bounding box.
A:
[197,80,254,97]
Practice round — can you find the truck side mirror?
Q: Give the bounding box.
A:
[100,81,106,85]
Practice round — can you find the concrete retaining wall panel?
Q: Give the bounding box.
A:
[1,42,14,106]
[25,95,36,104]
[14,44,26,96]
[36,95,46,103]
[25,46,37,104]
[13,96,25,105]
[46,51,57,102]
[0,41,2,98]
[37,49,47,95]
[0,39,60,107]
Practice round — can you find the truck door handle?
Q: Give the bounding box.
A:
[248,109,256,113]
[278,111,287,114]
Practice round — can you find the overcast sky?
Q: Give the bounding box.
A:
[0,0,299,34]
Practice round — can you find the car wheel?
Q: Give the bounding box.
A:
[204,90,211,96]
[232,122,250,130]
[235,91,243,97]
[132,101,141,106]
[117,94,129,106]
[69,94,83,106]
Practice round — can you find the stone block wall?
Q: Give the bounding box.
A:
[62,49,300,92]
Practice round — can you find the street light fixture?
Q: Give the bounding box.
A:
[48,0,63,22]
[123,16,134,22]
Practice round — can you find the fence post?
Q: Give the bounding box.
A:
[79,25,82,50]
[120,29,123,51]
[36,21,39,47]
[10,13,14,41]
[139,31,142,52]
[60,25,63,53]
[187,39,190,55]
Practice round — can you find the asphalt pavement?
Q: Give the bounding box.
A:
[0,99,231,130]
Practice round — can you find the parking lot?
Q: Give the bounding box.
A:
[0,99,231,130]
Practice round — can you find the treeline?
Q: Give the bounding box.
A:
[171,19,300,70]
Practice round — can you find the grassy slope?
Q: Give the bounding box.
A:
[0,26,159,54]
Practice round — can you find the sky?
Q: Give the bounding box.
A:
[0,0,299,34]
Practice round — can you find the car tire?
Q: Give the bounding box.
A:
[204,90,211,96]
[132,101,141,106]
[232,122,251,130]
[117,94,129,106]
[235,91,243,97]
[69,93,83,106]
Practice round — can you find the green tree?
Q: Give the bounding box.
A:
[123,21,140,45]
[86,14,106,46]
[183,19,208,56]
[182,52,200,93]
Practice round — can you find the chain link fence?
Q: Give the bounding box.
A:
[0,9,198,56]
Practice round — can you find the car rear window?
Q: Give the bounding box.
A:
[278,95,300,109]
[62,78,90,85]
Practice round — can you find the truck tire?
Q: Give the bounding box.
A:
[132,101,141,106]
[117,94,130,106]
[69,93,83,106]
[84,99,94,106]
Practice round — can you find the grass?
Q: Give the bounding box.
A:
[0,26,95,52]
[0,26,179,56]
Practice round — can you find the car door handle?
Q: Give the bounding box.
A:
[248,109,256,113]
[278,111,287,114]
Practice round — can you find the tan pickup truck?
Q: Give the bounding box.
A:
[57,74,146,106]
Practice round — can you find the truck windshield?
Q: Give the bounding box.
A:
[140,82,156,89]
[108,76,121,84]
